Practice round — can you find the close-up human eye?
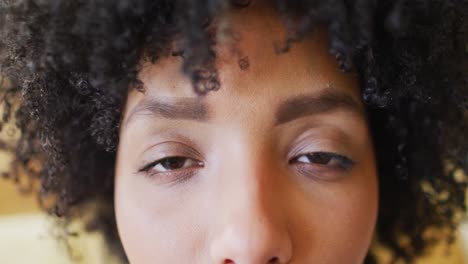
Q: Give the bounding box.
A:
[139,156,204,175]
[289,151,356,171]
[136,154,204,185]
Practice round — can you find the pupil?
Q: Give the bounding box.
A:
[309,153,332,164]
[162,157,185,170]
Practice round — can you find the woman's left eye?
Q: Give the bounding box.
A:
[290,152,356,170]
[140,156,203,174]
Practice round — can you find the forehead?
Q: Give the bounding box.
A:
[125,4,361,118]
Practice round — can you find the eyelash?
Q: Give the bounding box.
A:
[289,152,356,170]
[139,156,203,173]
[138,152,355,182]
[138,156,203,183]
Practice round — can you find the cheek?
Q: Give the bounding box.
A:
[289,155,378,262]
[318,178,378,260]
[302,163,378,263]
[114,170,206,263]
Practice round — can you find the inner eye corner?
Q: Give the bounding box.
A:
[288,155,299,164]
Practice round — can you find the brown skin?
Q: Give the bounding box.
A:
[115,4,378,264]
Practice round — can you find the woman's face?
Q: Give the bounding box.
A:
[115,5,378,264]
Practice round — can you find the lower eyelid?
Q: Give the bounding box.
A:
[294,159,355,173]
[293,164,351,181]
[146,168,197,186]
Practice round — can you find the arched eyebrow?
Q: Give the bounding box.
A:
[274,89,364,126]
[123,89,364,127]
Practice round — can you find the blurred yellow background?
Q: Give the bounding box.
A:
[0,177,118,264]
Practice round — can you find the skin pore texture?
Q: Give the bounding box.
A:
[115,4,378,264]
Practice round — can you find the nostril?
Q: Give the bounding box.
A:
[268,256,279,263]
[223,256,278,264]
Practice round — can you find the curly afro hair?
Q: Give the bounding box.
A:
[0,0,467,263]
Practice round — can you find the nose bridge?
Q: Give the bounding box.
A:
[220,132,280,223]
[227,155,278,235]
[209,136,292,263]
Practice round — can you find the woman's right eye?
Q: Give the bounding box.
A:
[140,156,204,174]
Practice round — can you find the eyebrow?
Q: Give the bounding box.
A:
[124,89,364,127]
[124,96,209,126]
[274,90,364,126]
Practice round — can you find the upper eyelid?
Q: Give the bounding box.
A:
[284,121,356,153]
[139,141,352,161]
[138,130,205,156]
[288,140,353,161]
[140,141,203,160]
